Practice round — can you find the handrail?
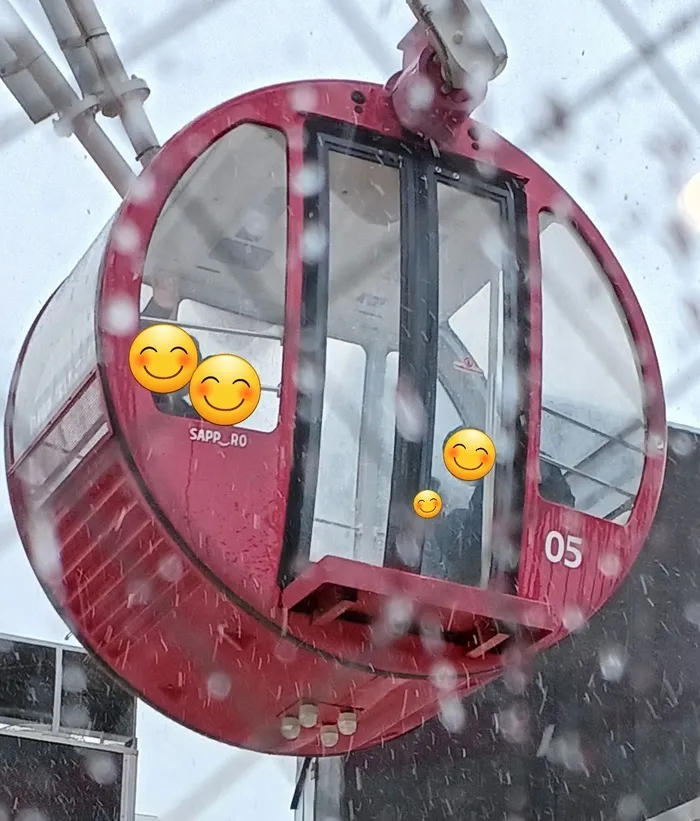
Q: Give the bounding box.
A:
[140,314,283,342]
[542,405,644,455]
[539,454,635,499]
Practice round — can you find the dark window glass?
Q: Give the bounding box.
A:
[0,735,123,821]
[427,182,509,586]
[60,650,136,738]
[0,639,55,726]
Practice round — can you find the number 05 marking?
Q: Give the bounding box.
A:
[544,530,583,569]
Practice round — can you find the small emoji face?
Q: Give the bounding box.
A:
[413,490,443,519]
[443,428,496,481]
[189,354,262,426]
[128,324,199,393]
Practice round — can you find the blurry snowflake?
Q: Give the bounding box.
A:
[102,295,138,336]
[16,811,49,821]
[85,751,119,785]
[274,639,298,663]
[61,703,92,730]
[419,613,444,655]
[492,539,519,573]
[129,173,156,203]
[300,224,328,262]
[395,376,426,441]
[395,528,422,565]
[598,644,627,682]
[438,694,466,733]
[112,221,140,255]
[27,513,62,588]
[598,553,621,578]
[207,672,232,700]
[126,577,152,608]
[292,162,326,197]
[497,703,530,744]
[382,596,414,638]
[617,794,645,821]
[407,77,435,111]
[503,664,529,695]
[293,359,323,395]
[551,193,574,222]
[475,159,500,180]
[645,431,666,458]
[669,429,695,457]
[480,225,507,266]
[546,731,587,773]
[288,85,318,112]
[430,661,457,692]
[62,663,88,693]
[683,600,700,629]
[158,554,184,582]
[562,606,587,632]
[240,209,269,239]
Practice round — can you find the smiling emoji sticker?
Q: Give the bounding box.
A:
[189,354,262,426]
[413,490,443,519]
[129,324,199,393]
[443,428,496,481]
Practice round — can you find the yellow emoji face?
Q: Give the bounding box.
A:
[413,490,443,519]
[189,354,262,426]
[129,324,199,394]
[443,428,496,481]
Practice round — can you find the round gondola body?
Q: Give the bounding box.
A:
[5,79,667,755]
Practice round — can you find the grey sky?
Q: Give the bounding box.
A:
[0,0,699,818]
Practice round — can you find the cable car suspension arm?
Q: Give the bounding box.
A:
[0,0,159,195]
[58,0,160,165]
[388,0,507,142]
[0,0,134,195]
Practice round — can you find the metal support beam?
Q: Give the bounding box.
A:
[294,756,346,821]
[36,0,102,99]
[405,0,507,90]
[66,0,160,165]
[314,757,344,820]
[0,0,135,195]
[0,35,54,122]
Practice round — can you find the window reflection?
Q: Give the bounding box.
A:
[139,124,287,433]
[309,340,366,562]
[60,649,136,738]
[308,150,401,565]
[0,735,123,821]
[538,213,646,522]
[424,182,507,587]
[0,640,55,726]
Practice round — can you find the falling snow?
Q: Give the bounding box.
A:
[3,1,700,820]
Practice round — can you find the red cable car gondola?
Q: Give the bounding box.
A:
[4,4,666,756]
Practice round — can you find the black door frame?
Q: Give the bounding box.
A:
[279,115,529,588]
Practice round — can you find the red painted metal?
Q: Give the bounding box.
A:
[4,77,666,756]
[282,556,555,631]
